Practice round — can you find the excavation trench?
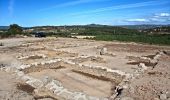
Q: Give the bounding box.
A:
[21,61,124,98]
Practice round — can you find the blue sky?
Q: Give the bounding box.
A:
[0,0,170,26]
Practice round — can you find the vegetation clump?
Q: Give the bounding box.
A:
[0,24,30,38]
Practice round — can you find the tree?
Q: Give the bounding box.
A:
[8,24,23,35]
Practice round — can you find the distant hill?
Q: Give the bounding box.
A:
[0,26,9,30]
[27,24,142,35]
[2,24,170,30]
[2,24,170,35]
[120,24,170,30]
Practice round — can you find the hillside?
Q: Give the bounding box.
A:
[0,26,9,30]
[25,25,142,35]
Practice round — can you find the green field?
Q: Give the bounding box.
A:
[91,34,170,45]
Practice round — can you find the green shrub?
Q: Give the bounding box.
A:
[8,24,23,35]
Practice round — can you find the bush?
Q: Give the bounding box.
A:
[0,24,31,38]
[8,24,23,35]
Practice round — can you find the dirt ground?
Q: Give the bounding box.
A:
[0,37,170,100]
[0,71,34,100]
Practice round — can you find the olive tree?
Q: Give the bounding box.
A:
[8,24,23,35]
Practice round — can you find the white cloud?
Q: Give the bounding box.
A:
[125,12,170,24]
[150,12,170,23]
[158,13,170,17]
[70,0,169,16]
[8,0,14,16]
[126,19,148,22]
[38,0,110,11]
[150,18,160,21]
[154,12,170,18]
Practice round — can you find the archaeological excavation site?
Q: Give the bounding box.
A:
[0,37,170,100]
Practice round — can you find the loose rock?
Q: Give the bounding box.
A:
[160,94,167,100]
[100,48,107,55]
